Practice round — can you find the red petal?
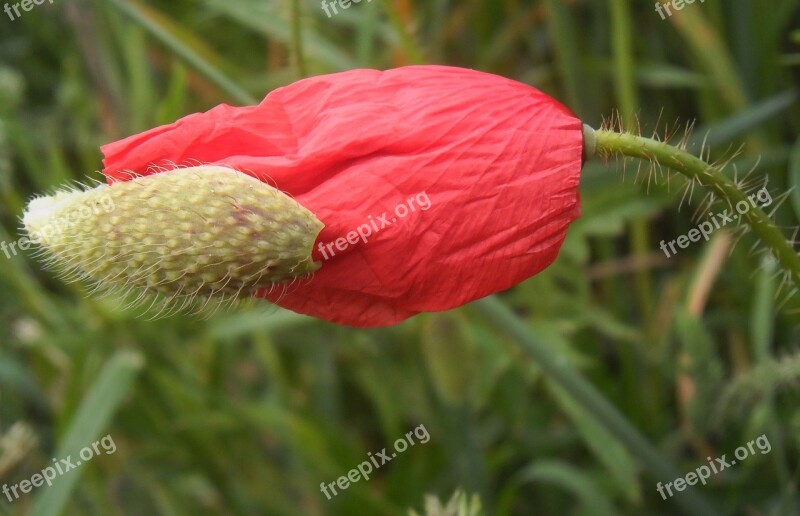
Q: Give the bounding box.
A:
[102,65,583,327]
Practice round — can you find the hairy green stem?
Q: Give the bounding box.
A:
[588,127,800,290]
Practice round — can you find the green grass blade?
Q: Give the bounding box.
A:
[688,90,797,151]
[474,295,722,516]
[31,351,144,516]
[105,0,256,105]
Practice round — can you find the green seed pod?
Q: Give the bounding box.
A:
[22,166,324,312]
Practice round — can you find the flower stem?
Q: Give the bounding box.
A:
[587,126,800,290]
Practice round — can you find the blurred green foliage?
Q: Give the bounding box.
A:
[1,0,800,515]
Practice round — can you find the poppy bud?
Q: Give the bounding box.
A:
[94,65,582,326]
[23,166,323,304]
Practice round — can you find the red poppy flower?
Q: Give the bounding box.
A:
[100,65,584,327]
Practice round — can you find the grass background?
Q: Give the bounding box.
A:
[1,0,800,514]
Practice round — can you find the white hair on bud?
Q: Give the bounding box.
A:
[22,165,324,319]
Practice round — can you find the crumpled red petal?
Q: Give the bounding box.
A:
[101,65,583,327]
